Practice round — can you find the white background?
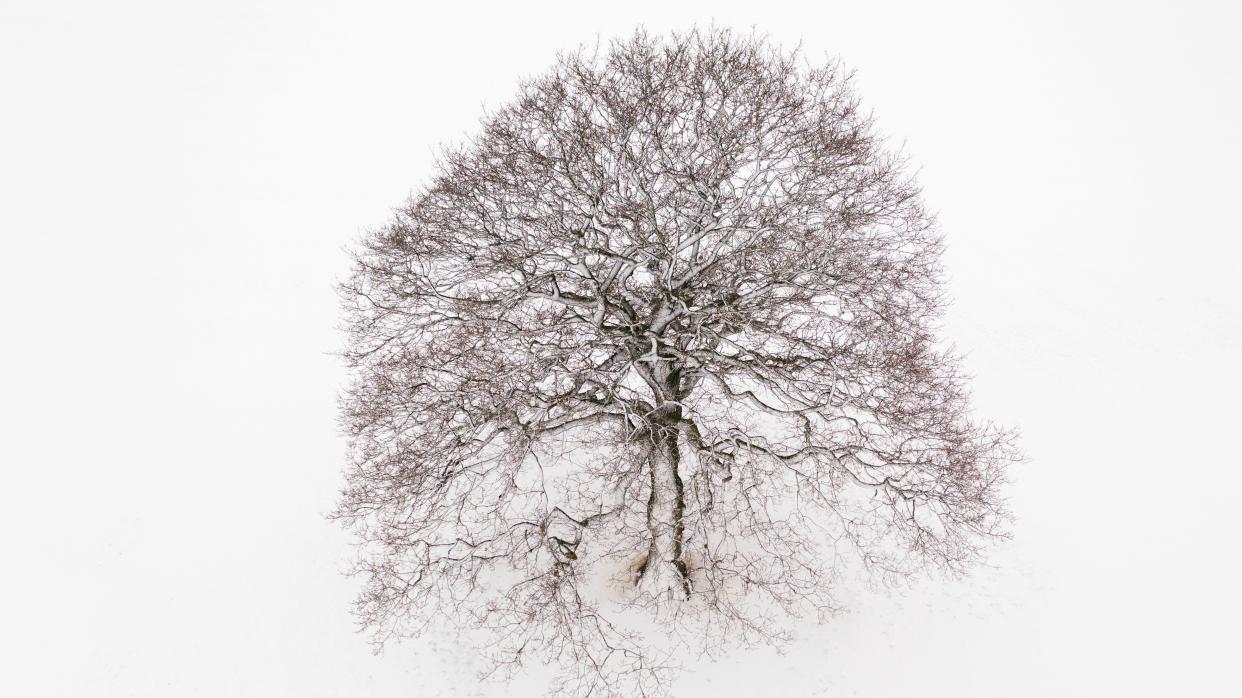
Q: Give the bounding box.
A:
[2,1,1239,696]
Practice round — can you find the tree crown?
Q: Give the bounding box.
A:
[338,27,1014,697]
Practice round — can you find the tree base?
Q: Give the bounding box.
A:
[634,555,691,600]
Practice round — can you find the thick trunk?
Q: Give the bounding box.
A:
[636,428,690,599]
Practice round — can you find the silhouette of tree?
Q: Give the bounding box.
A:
[336,27,1016,696]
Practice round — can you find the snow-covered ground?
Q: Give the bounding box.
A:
[2,1,1238,696]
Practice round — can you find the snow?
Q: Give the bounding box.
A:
[1,1,1239,696]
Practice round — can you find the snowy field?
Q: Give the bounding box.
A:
[2,1,1239,696]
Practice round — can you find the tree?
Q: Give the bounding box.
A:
[336,27,1015,696]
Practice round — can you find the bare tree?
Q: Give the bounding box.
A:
[336,27,1016,696]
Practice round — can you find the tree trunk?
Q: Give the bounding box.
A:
[636,427,690,599]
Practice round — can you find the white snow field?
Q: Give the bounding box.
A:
[1,1,1238,696]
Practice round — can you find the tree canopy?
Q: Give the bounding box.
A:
[337,27,1015,696]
